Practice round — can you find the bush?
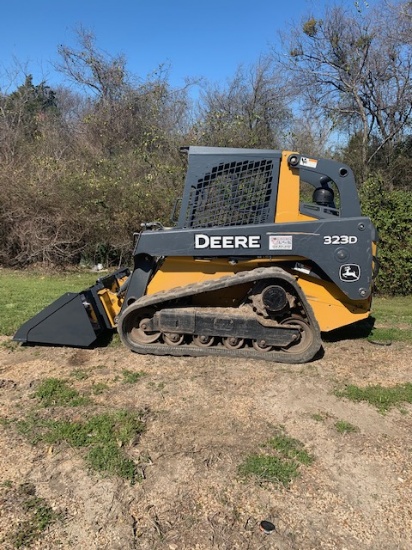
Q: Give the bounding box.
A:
[0,146,185,268]
[360,177,412,295]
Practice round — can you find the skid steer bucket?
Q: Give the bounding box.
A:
[13,268,130,348]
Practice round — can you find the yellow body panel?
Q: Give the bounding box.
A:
[296,275,371,332]
[146,256,308,294]
[147,257,258,295]
[146,257,370,332]
[275,151,319,223]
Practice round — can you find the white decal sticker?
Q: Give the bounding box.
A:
[269,235,293,250]
[299,157,318,168]
[194,234,261,249]
[339,264,361,282]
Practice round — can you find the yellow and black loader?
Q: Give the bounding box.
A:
[14,146,378,363]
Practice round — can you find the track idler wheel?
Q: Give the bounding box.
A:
[125,309,161,345]
[280,316,313,354]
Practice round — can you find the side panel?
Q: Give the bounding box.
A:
[135,217,375,301]
[296,276,371,332]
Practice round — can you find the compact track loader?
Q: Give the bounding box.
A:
[14,146,378,363]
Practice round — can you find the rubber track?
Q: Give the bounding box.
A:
[117,267,322,364]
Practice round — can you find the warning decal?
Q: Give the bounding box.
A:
[269,235,293,250]
[299,157,318,169]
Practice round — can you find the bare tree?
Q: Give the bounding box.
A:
[196,58,292,149]
[277,2,412,181]
[56,26,127,102]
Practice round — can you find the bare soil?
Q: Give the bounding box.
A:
[0,336,411,550]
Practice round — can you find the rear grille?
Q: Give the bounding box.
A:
[183,158,275,228]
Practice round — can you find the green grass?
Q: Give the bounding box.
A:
[367,326,411,344]
[16,410,146,483]
[122,369,146,384]
[372,296,412,326]
[16,377,147,483]
[0,269,98,336]
[369,296,412,343]
[33,377,90,407]
[335,383,412,413]
[69,369,90,380]
[238,431,314,487]
[92,382,109,394]
[334,420,359,434]
[5,482,60,549]
[264,433,314,465]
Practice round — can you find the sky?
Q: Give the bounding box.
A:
[0,0,327,94]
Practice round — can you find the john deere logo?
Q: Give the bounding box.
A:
[339,264,360,282]
[194,234,261,249]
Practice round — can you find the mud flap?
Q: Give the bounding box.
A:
[13,293,101,347]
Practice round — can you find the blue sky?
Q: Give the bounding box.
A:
[1,0,328,93]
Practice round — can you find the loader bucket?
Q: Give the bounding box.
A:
[13,267,130,348]
[13,293,101,347]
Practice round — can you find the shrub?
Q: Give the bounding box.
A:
[360,177,412,295]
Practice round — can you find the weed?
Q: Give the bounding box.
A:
[87,443,136,480]
[311,413,324,422]
[92,382,109,394]
[95,364,109,370]
[238,431,314,487]
[265,433,314,466]
[238,454,299,486]
[335,383,412,413]
[17,410,146,483]
[108,334,122,347]
[7,483,60,548]
[17,413,62,445]
[69,369,90,380]
[1,479,13,488]
[33,377,90,407]
[148,381,166,392]
[0,339,20,351]
[0,415,12,427]
[122,369,146,384]
[334,420,359,434]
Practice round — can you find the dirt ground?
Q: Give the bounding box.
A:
[0,335,411,550]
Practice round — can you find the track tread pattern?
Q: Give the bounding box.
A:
[117,267,322,364]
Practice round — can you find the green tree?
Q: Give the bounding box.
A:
[0,74,58,161]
